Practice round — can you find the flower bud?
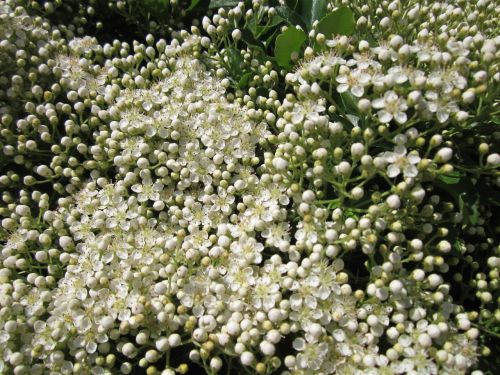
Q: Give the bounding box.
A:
[259,340,275,356]
[435,147,453,163]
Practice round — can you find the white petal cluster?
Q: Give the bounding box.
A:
[0,0,498,374]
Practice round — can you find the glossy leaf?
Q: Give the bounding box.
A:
[437,171,462,184]
[317,6,355,37]
[436,174,480,226]
[240,29,265,52]
[187,0,200,11]
[299,0,327,30]
[237,72,252,89]
[478,184,500,206]
[208,0,239,9]
[275,6,307,30]
[274,26,307,68]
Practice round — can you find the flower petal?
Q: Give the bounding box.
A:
[351,85,364,97]
[336,75,348,84]
[403,164,418,178]
[292,337,306,351]
[394,111,408,124]
[394,145,407,156]
[378,110,393,123]
[387,164,401,178]
[407,153,421,164]
[336,83,349,93]
[291,112,304,124]
[372,98,385,109]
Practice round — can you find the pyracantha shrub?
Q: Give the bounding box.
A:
[0,0,499,374]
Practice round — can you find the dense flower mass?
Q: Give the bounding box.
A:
[0,0,499,374]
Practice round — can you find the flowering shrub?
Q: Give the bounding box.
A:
[0,0,499,374]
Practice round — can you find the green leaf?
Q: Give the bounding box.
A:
[477,184,500,206]
[274,26,307,68]
[247,14,259,32]
[453,238,466,254]
[344,208,359,219]
[317,6,355,37]
[275,6,307,30]
[143,0,170,17]
[247,14,284,37]
[268,15,286,28]
[299,0,327,30]
[265,28,280,48]
[340,91,359,113]
[459,192,480,226]
[285,0,298,9]
[240,29,265,52]
[223,47,244,83]
[435,174,480,226]
[187,0,200,11]
[345,114,359,127]
[437,171,462,184]
[237,72,252,89]
[208,0,239,9]
[258,17,285,37]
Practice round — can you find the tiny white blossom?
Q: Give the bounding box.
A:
[382,146,421,178]
[372,91,408,124]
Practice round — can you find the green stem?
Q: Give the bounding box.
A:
[472,323,500,339]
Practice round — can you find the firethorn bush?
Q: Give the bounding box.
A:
[0,0,499,374]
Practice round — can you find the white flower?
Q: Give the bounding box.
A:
[131,179,164,202]
[252,276,280,310]
[119,107,152,133]
[104,201,136,230]
[261,222,290,248]
[412,41,437,63]
[230,236,264,266]
[224,265,256,292]
[84,71,107,94]
[372,91,408,124]
[295,220,319,243]
[336,69,371,97]
[387,66,411,84]
[429,69,467,94]
[382,146,421,178]
[290,100,326,125]
[292,336,329,370]
[257,183,290,207]
[372,42,398,62]
[424,91,459,123]
[209,188,235,214]
[20,288,45,317]
[56,54,91,89]
[69,36,99,55]
[350,51,382,70]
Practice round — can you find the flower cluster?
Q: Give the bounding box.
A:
[0,0,498,374]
